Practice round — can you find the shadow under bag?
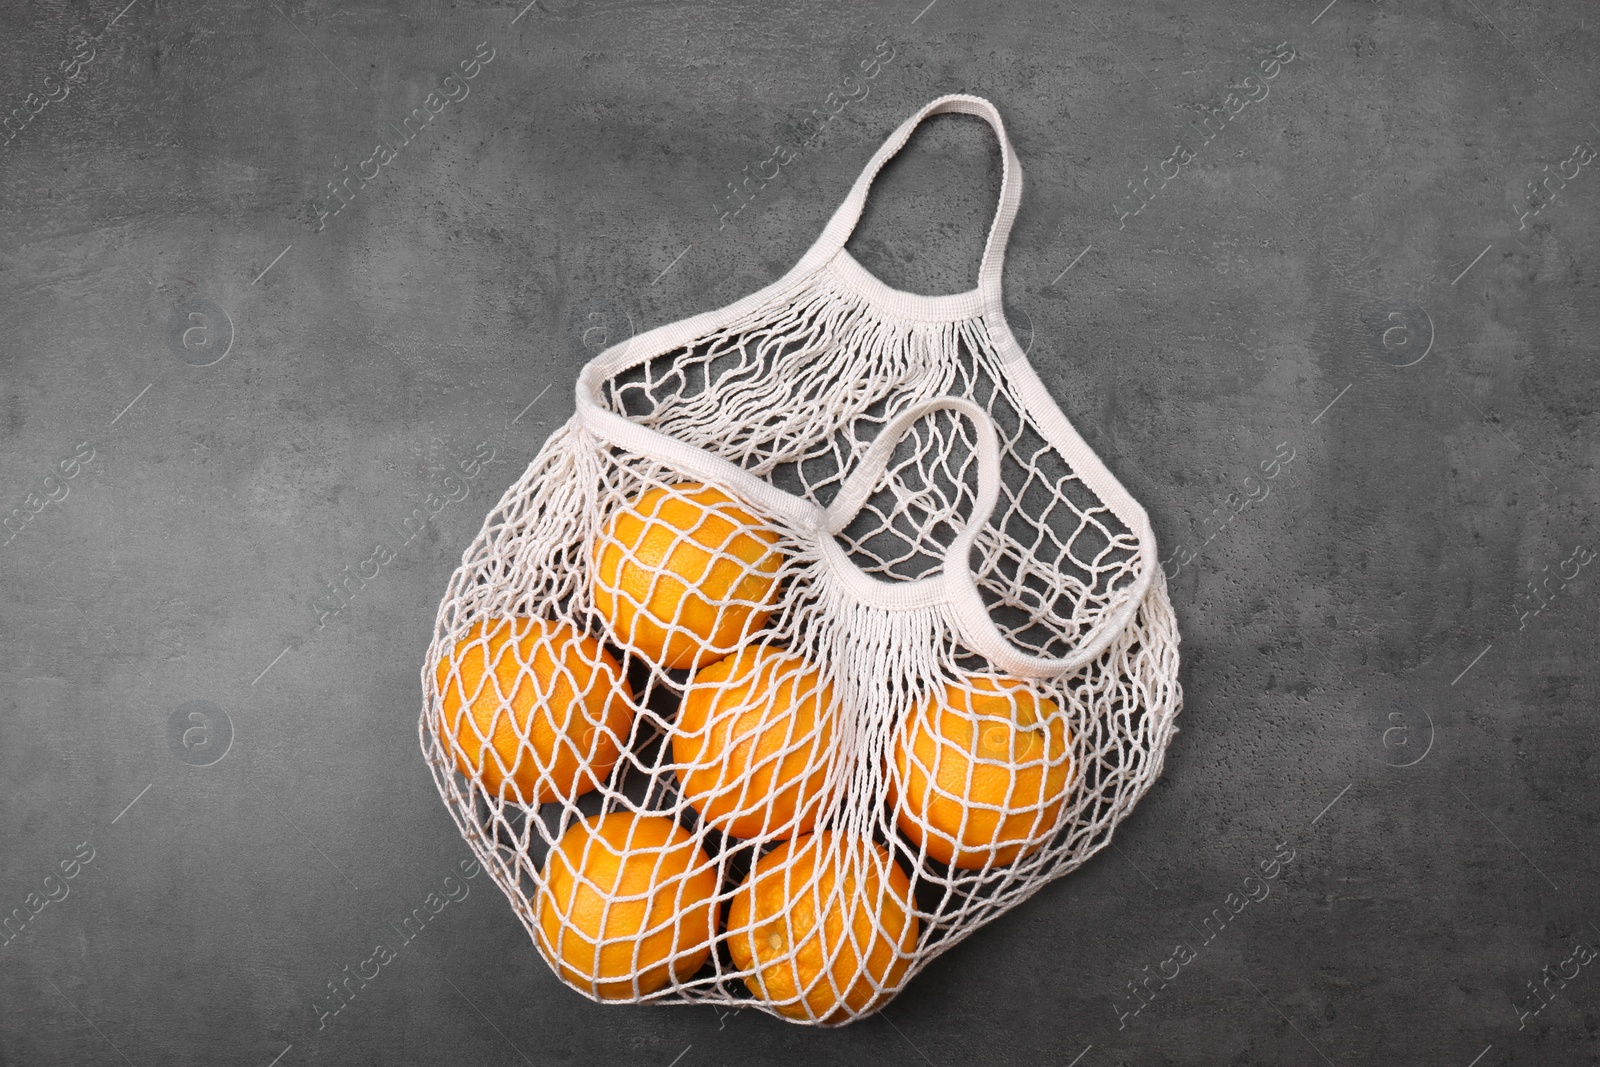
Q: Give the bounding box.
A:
[421,93,1182,1026]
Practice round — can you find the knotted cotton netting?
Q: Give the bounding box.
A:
[420,94,1181,1026]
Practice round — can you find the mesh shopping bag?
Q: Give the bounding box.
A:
[420,94,1182,1026]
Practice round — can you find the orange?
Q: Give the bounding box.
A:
[591,482,782,670]
[535,812,719,1000]
[889,675,1073,869]
[435,618,633,805]
[673,645,837,842]
[726,833,919,1023]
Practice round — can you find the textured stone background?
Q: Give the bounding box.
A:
[3,0,1598,1064]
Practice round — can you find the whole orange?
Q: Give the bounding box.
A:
[591,482,782,670]
[673,645,837,842]
[725,833,919,1023]
[890,676,1073,869]
[535,812,719,1000]
[435,618,633,805]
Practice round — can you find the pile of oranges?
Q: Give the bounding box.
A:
[433,481,1076,1022]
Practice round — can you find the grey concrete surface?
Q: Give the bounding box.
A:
[3,0,1598,1064]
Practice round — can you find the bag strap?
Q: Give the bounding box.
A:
[809,93,1023,317]
[813,396,1141,680]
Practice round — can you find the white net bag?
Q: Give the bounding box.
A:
[419,94,1182,1026]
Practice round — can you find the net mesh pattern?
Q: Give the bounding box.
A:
[419,271,1181,1027]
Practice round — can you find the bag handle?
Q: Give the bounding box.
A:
[814,397,1139,679]
[811,94,1023,317]
[820,396,1002,546]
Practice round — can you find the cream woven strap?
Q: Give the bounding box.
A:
[576,93,1157,677]
[803,93,1023,321]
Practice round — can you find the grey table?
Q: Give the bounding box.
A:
[3,1,1596,1064]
